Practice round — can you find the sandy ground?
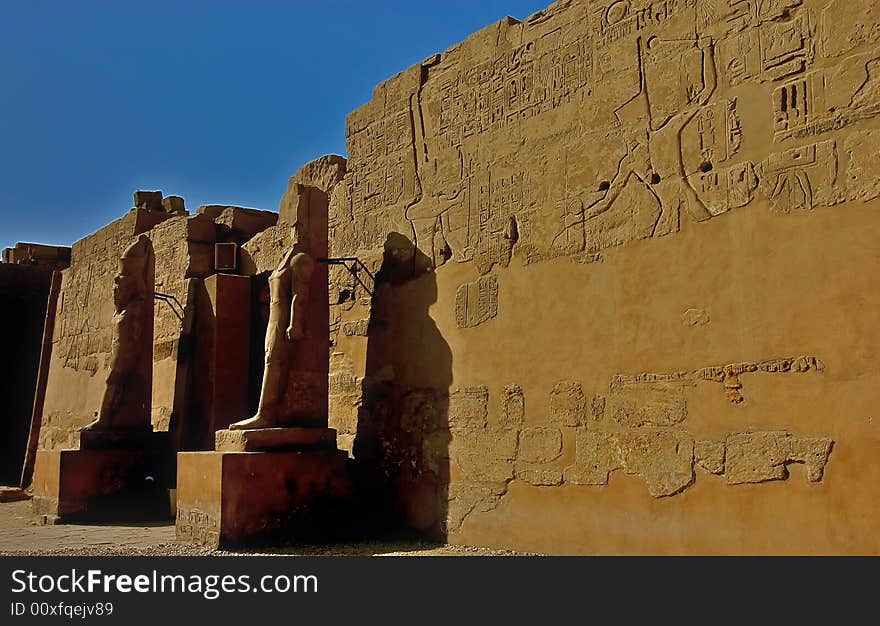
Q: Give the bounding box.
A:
[0,500,532,556]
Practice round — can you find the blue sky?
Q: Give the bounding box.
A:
[0,0,549,251]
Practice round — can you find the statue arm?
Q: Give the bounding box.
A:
[287,253,315,341]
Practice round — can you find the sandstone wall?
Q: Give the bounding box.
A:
[328,0,880,554]
[39,209,172,450]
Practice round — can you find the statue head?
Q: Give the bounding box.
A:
[114,235,153,310]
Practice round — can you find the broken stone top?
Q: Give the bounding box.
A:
[2,242,71,268]
[279,155,347,226]
[133,190,187,215]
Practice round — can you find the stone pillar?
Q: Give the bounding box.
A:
[176,184,351,548]
[188,273,252,448]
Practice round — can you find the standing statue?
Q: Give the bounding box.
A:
[83,234,154,432]
[230,243,315,430]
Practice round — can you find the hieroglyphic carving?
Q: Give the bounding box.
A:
[436,36,592,150]
[454,275,499,328]
[608,382,689,427]
[175,506,221,547]
[691,98,743,163]
[611,355,825,404]
[563,427,833,497]
[695,161,759,215]
[683,308,711,326]
[719,4,814,84]
[772,71,827,136]
[759,139,841,212]
[593,0,698,48]
[341,318,370,337]
[760,12,814,80]
[820,0,880,58]
[329,1,875,534]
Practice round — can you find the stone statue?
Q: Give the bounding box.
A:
[83,234,154,432]
[230,242,315,430]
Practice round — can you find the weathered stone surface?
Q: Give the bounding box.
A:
[2,242,70,269]
[564,428,696,498]
[616,429,695,498]
[515,466,564,486]
[518,426,563,464]
[133,190,163,212]
[608,383,689,428]
[549,381,586,426]
[695,439,726,475]
[447,481,508,533]
[31,443,174,521]
[725,431,834,485]
[448,385,489,428]
[450,427,517,483]
[197,205,277,244]
[500,384,525,427]
[214,427,337,452]
[563,430,623,487]
[162,195,186,213]
[280,155,346,226]
[175,449,351,548]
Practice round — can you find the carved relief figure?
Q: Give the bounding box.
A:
[230,242,315,430]
[83,234,154,432]
[554,36,718,249]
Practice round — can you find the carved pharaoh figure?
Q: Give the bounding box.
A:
[553,36,718,250]
[83,234,155,432]
[230,234,316,431]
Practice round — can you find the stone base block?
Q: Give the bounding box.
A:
[176,449,352,548]
[79,429,168,451]
[0,486,29,503]
[214,427,337,452]
[31,445,174,522]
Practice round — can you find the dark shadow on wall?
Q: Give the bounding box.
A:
[353,233,453,542]
[169,279,217,452]
[247,272,271,417]
[0,265,54,485]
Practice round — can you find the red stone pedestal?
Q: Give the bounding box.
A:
[31,432,173,522]
[176,445,351,548]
